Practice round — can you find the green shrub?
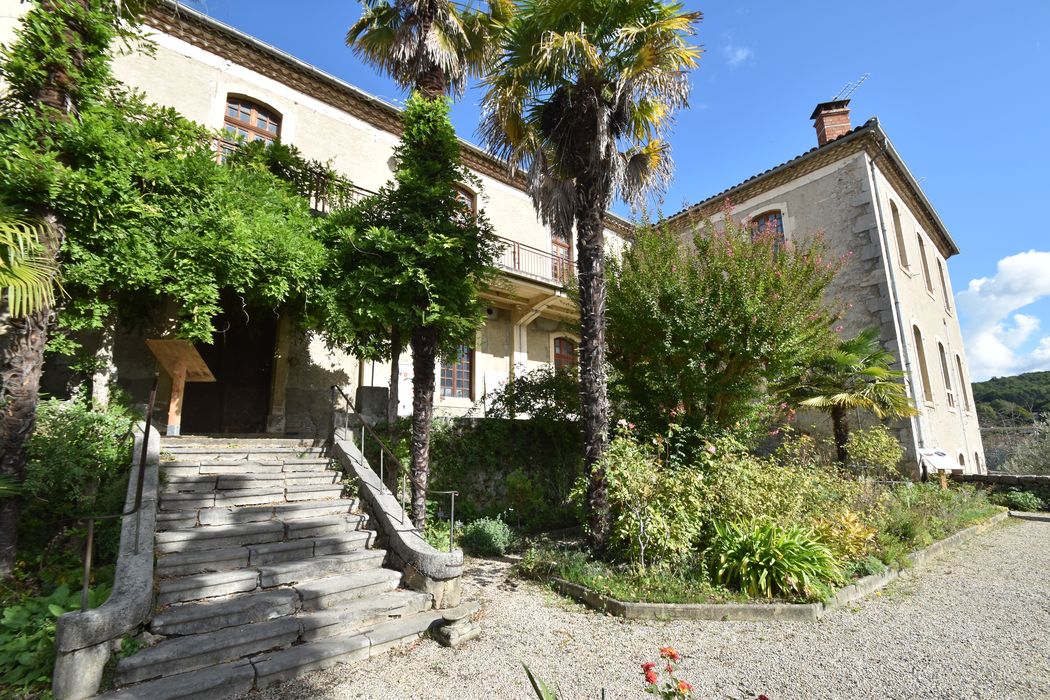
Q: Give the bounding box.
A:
[587,430,706,566]
[844,425,904,477]
[459,517,513,556]
[706,521,842,600]
[989,488,1045,512]
[0,583,110,696]
[874,483,999,560]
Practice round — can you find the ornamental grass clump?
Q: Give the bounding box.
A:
[459,517,514,556]
[706,521,842,600]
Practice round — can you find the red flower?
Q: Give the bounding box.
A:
[677,679,693,694]
[641,662,656,672]
[645,669,659,685]
[757,696,770,700]
[659,646,681,662]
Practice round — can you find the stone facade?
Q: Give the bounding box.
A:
[667,106,985,474]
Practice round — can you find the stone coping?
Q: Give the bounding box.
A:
[549,510,1011,622]
[53,423,161,700]
[331,430,463,583]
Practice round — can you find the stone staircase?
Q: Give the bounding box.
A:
[100,437,444,699]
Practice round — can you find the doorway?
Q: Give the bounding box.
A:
[181,296,277,434]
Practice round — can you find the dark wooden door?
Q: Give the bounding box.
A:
[181,301,276,435]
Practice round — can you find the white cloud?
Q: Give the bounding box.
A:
[956,250,1050,379]
[724,45,753,67]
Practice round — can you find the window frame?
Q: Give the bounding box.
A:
[552,335,578,371]
[223,95,282,146]
[749,210,786,253]
[916,232,935,297]
[912,325,934,405]
[890,200,910,271]
[453,184,478,216]
[439,344,474,400]
[936,258,952,315]
[938,341,956,410]
[955,354,972,412]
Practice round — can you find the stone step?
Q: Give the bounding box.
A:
[296,567,402,611]
[286,483,344,501]
[250,530,374,565]
[115,616,301,686]
[157,568,260,606]
[193,498,358,527]
[157,544,251,578]
[156,521,286,555]
[97,660,256,700]
[300,590,432,642]
[252,610,444,690]
[284,514,368,540]
[152,588,300,636]
[258,550,386,588]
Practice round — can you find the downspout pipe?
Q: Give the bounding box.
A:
[866,138,927,468]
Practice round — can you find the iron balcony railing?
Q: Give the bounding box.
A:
[494,236,575,287]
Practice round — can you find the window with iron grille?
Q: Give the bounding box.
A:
[440,345,472,399]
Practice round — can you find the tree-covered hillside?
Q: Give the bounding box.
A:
[972,371,1050,426]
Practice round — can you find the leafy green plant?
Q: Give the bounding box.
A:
[523,664,560,700]
[989,488,1045,512]
[844,425,905,477]
[706,521,842,600]
[487,366,580,423]
[459,517,514,557]
[0,583,110,695]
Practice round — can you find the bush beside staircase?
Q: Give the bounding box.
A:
[98,437,444,699]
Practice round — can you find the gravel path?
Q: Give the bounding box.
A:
[251,519,1050,700]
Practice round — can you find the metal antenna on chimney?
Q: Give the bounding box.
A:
[832,73,870,101]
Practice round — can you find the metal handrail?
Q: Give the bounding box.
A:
[79,372,159,611]
[331,385,459,552]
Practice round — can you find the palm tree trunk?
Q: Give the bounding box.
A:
[409,325,437,530]
[574,149,614,553]
[831,405,850,463]
[413,0,447,100]
[0,310,49,575]
[91,316,117,409]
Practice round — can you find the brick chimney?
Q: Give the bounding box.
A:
[810,99,852,146]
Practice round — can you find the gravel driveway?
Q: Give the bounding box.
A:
[250,518,1050,700]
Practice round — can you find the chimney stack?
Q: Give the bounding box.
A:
[810,99,852,146]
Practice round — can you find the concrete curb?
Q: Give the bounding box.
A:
[331,431,463,608]
[550,509,1012,623]
[52,423,161,700]
[1007,510,1050,523]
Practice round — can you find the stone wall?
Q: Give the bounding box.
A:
[952,473,1050,501]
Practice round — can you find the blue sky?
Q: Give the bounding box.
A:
[189,0,1050,381]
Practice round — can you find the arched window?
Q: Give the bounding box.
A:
[553,337,577,371]
[750,210,785,252]
[938,342,955,409]
[440,345,472,399]
[958,453,965,467]
[912,325,933,403]
[890,201,909,268]
[916,233,934,294]
[223,96,281,155]
[956,354,971,411]
[937,259,952,313]
[974,451,980,470]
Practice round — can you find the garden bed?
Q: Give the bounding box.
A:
[544,509,1010,622]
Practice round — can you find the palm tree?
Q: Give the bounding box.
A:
[347,0,511,99]
[347,0,509,529]
[1,214,59,318]
[479,0,701,551]
[783,327,919,463]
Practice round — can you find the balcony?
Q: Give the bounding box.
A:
[494,236,574,287]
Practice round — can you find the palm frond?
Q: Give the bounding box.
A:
[0,213,59,317]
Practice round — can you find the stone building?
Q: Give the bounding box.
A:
[666,101,985,474]
[0,0,629,437]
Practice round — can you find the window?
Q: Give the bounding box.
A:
[938,342,955,409]
[916,233,934,294]
[553,337,577,371]
[958,453,966,467]
[937,259,952,313]
[222,96,281,157]
[440,345,472,399]
[912,325,933,403]
[956,354,971,412]
[750,210,785,252]
[551,231,572,282]
[890,201,909,268]
[453,185,477,216]
[974,451,980,470]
